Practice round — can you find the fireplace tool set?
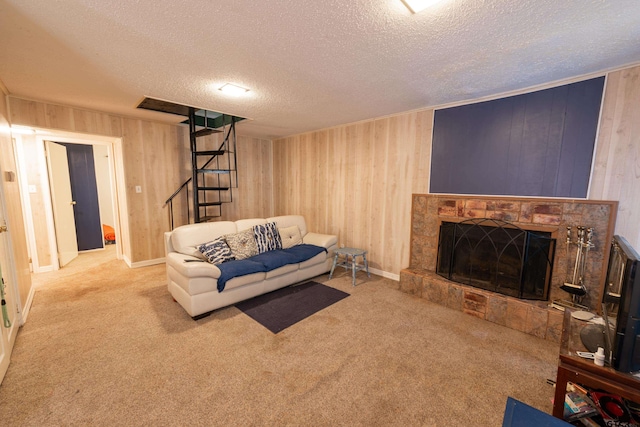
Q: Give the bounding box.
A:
[553,226,594,311]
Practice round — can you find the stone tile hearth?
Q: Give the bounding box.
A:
[399,194,618,343]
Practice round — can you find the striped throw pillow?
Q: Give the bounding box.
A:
[253,222,282,253]
[197,237,235,265]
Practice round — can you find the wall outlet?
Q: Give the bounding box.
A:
[28,185,37,193]
[135,185,142,193]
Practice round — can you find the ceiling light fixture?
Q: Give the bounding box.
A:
[218,83,250,96]
[401,0,445,13]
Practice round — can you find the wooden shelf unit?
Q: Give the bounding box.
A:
[552,308,640,420]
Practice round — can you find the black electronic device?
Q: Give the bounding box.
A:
[601,235,640,373]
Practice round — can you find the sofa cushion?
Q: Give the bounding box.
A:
[279,225,303,249]
[216,259,268,292]
[253,222,282,253]
[299,251,327,269]
[224,229,259,260]
[235,218,266,232]
[303,232,338,249]
[267,215,307,237]
[265,263,298,279]
[170,221,237,259]
[217,245,327,291]
[166,252,221,279]
[198,237,235,265]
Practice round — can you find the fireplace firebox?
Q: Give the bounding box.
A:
[436,219,556,300]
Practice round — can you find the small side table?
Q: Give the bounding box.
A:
[329,247,370,286]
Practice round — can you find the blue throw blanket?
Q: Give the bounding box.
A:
[216,244,327,292]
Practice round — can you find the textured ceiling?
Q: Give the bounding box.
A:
[1,0,639,139]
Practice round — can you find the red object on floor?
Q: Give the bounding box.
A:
[102,224,116,242]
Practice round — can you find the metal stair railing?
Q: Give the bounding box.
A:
[164,116,238,229]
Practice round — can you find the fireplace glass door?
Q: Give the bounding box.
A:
[436,219,555,300]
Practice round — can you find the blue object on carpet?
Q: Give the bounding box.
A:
[502,397,572,427]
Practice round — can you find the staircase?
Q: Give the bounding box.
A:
[141,97,244,229]
[188,107,239,223]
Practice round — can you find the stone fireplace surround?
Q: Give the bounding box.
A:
[398,194,617,343]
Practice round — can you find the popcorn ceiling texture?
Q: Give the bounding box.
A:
[1,0,639,138]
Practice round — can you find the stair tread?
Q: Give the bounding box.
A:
[193,128,222,138]
[199,215,220,222]
[199,201,223,207]
[196,169,231,174]
[194,150,226,156]
[197,186,230,191]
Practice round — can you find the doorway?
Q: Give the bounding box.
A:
[14,130,126,272]
[49,142,104,251]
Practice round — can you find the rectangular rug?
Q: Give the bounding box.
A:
[235,281,349,333]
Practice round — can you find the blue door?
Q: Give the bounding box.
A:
[58,143,103,251]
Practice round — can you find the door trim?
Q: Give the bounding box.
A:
[0,156,23,383]
[15,129,127,273]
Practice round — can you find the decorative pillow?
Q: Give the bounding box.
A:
[197,237,235,265]
[224,229,259,260]
[253,222,282,253]
[279,225,302,249]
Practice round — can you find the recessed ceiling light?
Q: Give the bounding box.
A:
[218,83,250,96]
[401,0,445,13]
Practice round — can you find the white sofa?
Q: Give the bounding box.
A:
[165,215,338,318]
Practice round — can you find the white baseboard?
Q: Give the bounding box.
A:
[34,265,54,274]
[128,257,165,269]
[19,282,37,325]
[369,267,399,281]
[336,263,399,281]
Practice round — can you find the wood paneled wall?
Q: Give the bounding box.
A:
[9,97,191,263]
[273,110,433,276]
[8,97,273,265]
[272,64,640,276]
[223,136,273,220]
[120,117,190,262]
[7,64,640,276]
[590,65,640,249]
[0,93,32,310]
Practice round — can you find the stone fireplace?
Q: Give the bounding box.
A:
[399,194,617,343]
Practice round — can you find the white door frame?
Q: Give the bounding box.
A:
[14,128,127,272]
[0,151,21,383]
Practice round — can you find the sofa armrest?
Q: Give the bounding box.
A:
[303,232,338,249]
[166,252,221,279]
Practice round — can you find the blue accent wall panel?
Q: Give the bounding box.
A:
[430,77,605,198]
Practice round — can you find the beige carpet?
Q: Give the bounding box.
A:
[0,253,560,426]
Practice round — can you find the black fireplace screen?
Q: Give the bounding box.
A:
[436,219,556,300]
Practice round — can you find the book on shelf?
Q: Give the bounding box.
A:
[564,391,598,422]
